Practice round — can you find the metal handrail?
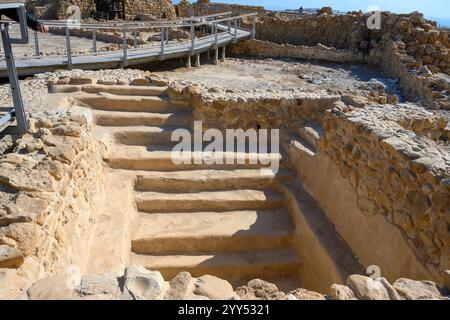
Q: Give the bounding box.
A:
[0,13,256,30]
[0,12,257,69]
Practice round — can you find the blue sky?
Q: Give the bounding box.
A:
[175,1,450,19]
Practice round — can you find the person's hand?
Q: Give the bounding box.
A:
[38,24,49,34]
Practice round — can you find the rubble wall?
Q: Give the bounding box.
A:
[249,12,450,110]
[0,110,104,281]
[27,0,176,20]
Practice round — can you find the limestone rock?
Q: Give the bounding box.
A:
[0,270,31,299]
[235,279,280,300]
[165,271,192,300]
[393,278,443,300]
[27,274,75,300]
[76,273,120,299]
[130,78,151,86]
[288,288,325,300]
[346,275,390,300]
[0,245,24,268]
[121,265,165,300]
[329,284,356,300]
[193,275,234,300]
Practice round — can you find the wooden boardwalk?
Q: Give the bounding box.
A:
[0,23,252,77]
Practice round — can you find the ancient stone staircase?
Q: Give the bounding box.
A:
[82,84,301,288]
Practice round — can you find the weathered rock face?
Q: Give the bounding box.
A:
[121,265,165,300]
[176,0,265,17]
[320,103,450,283]
[27,0,176,20]
[393,278,444,300]
[0,107,103,279]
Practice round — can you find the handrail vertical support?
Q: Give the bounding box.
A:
[160,26,165,59]
[165,26,169,44]
[33,30,39,56]
[132,29,137,48]
[92,27,97,52]
[227,20,231,33]
[65,27,72,70]
[122,25,127,66]
[214,22,218,46]
[190,25,195,53]
[234,18,238,40]
[252,15,256,39]
[1,24,28,134]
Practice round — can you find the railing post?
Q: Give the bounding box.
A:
[92,27,97,53]
[214,22,218,46]
[165,26,169,45]
[132,29,137,48]
[33,30,40,56]
[122,24,127,66]
[160,26,165,58]
[65,27,72,70]
[234,18,238,40]
[251,15,256,39]
[227,19,231,33]
[190,24,195,53]
[0,24,28,134]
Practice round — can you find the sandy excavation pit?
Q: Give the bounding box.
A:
[0,5,449,301]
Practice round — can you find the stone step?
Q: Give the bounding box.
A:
[132,209,294,254]
[81,84,168,96]
[135,189,285,213]
[109,126,187,146]
[134,169,292,192]
[106,146,282,171]
[77,93,188,113]
[130,249,298,280]
[93,110,192,127]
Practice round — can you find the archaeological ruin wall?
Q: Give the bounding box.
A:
[162,79,449,290]
[27,0,176,20]
[0,101,104,283]
[233,11,450,110]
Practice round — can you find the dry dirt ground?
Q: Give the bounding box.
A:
[158,57,404,100]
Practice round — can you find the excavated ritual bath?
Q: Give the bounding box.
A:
[72,84,303,291]
[4,57,447,298]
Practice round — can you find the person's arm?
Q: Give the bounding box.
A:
[1,9,47,33]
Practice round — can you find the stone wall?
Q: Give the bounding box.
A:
[229,39,365,64]
[164,82,449,287]
[319,102,449,284]
[252,11,450,110]
[0,110,103,282]
[176,0,265,17]
[27,0,176,20]
[125,0,176,20]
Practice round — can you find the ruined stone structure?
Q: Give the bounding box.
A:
[27,0,176,20]
[247,11,450,110]
[176,0,265,17]
[0,7,449,300]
